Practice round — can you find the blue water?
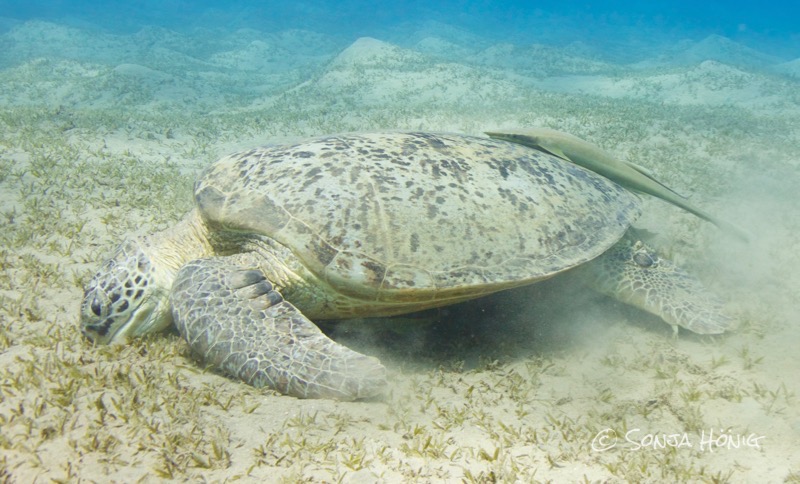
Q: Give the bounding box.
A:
[1,0,798,57]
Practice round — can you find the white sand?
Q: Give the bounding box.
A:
[0,20,799,482]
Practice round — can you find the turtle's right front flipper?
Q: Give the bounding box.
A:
[170,258,387,400]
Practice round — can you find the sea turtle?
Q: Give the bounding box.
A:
[80,132,733,401]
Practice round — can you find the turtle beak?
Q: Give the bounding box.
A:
[81,326,97,343]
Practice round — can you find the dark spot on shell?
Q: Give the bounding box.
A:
[335,257,352,271]
[410,233,420,253]
[498,164,509,179]
[361,260,386,283]
[310,239,338,266]
[414,132,448,150]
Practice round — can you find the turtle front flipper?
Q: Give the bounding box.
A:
[170,258,387,400]
[580,236,735,335]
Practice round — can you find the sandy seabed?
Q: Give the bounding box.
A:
[0,18,799,483]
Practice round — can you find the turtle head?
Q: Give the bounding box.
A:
[80,240,173,344]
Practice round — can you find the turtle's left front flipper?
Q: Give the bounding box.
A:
[579,236,735,335]
[170,257,387,400]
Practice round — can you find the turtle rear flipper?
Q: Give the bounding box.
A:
[170,257,387,400]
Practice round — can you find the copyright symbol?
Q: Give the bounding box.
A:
[592,428,618,452]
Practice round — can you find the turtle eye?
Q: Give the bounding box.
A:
[632,250,658,268]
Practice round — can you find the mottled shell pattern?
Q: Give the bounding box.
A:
[194,132,640,303]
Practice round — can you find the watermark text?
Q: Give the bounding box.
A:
[591,428,765,453]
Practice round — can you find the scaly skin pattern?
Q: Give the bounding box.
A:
[170,254,387,400]
[80,240,173,342]
[580,236,734,335]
